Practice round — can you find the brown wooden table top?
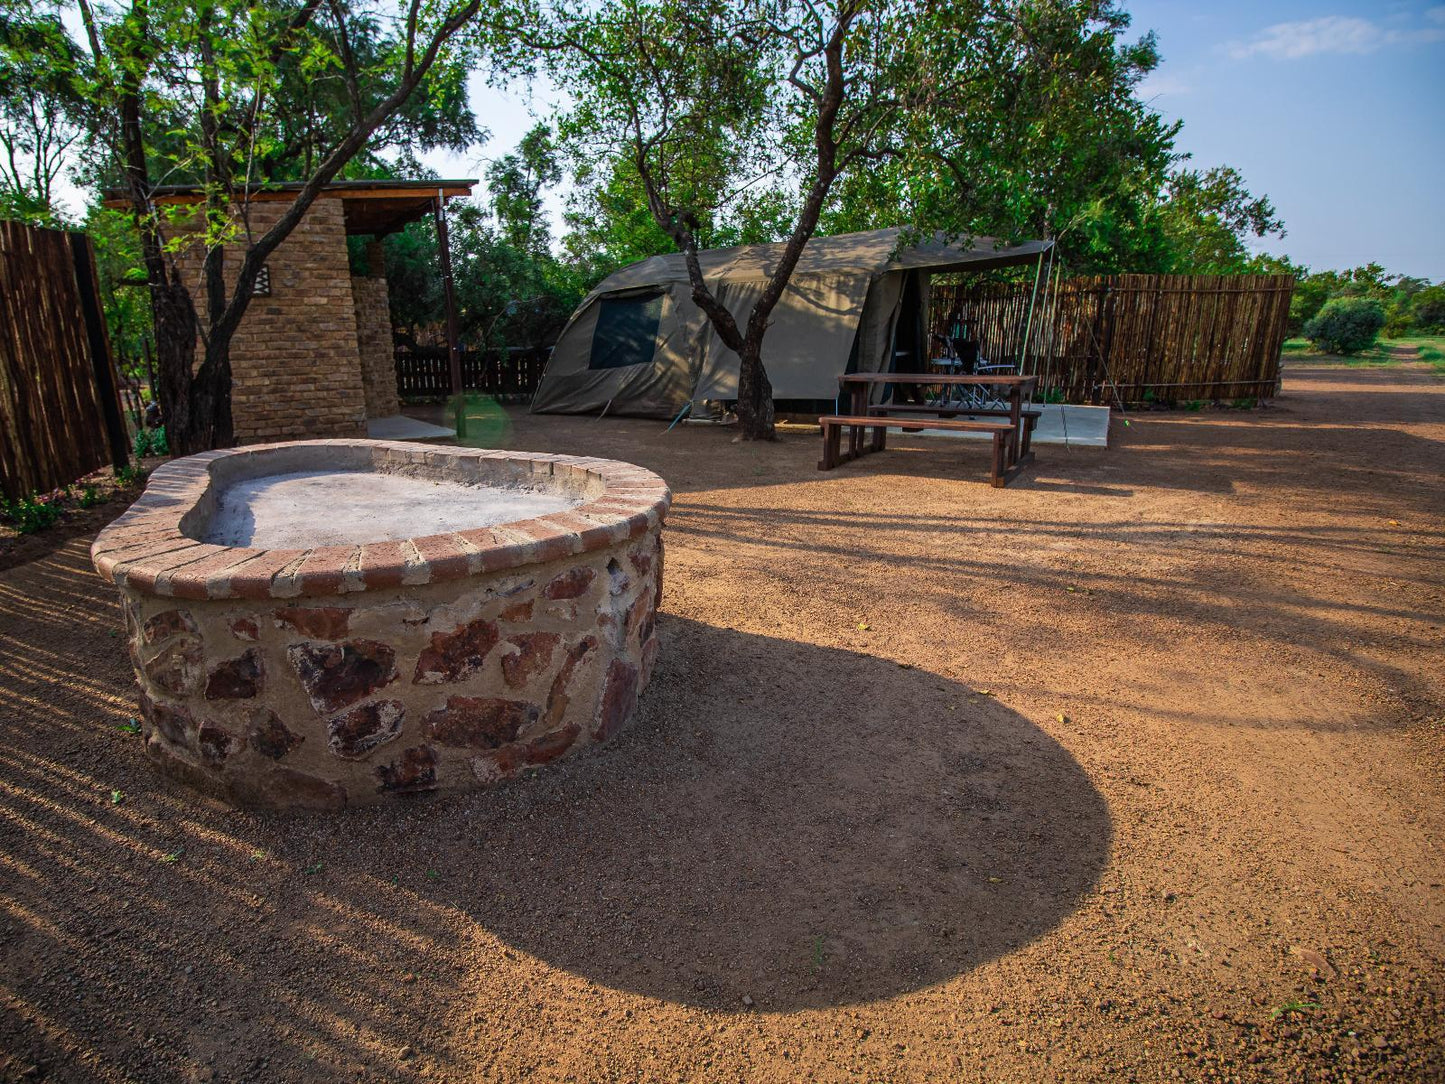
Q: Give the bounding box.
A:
[838,373,1038,387]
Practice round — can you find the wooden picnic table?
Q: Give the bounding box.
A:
[822,373,1039,486]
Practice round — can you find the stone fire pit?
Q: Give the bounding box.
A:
[91,440,669,809]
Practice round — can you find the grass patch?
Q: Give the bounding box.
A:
[1284,335,1445,371]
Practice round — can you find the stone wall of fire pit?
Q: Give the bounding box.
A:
[91,441,669,809]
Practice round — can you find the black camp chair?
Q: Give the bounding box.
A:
[929,335,1016,411]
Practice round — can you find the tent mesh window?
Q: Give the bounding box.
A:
[589,292,664,370]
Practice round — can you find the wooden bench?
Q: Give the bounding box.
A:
[867,403,1043,459]
[817,414,1023,487]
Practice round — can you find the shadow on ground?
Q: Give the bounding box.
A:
[0,543,1109,1080]
[462,614,1111,1010]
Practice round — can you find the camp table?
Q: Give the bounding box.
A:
[824,373,1038,486]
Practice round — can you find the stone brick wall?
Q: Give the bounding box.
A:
[172,198,369,444]
[352,273,400,419]
[91,442,672,809]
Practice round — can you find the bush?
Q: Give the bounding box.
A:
[133,424,169,458]
[1303,297,1386,356]
[0,494,63,534]
[1411,286,1445,332]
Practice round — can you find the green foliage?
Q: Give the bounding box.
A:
[0,493,63,534]
[1303,297,1386,356]
[819,0,1183,273]
[554,1,1283,285]
[1155,167,1284,274]
[0,7,84,224]
[85,205,153,379]
[1409,286,1445,332]
[133,425,170,459]
[385,127,584,352]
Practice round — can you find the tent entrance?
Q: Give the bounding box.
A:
[588,290,665,370]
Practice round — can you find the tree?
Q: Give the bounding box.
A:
[541,0,916,440]
[487,122,561,253]
[40,0,492,454]
[1410,285,1445,332]
[545,0,1202,439]
[382,128,581,353]
[0,9,84,225]
[85,203,154,383]
[1155,166,1284,274]
[821,0,1180,273]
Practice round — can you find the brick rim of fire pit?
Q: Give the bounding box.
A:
[91,440,671,602]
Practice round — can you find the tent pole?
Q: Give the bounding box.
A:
[665,402,691,432]
[1016,248,1046,395]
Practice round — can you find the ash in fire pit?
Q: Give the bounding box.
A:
[206,469,583,549]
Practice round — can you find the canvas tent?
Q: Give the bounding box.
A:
[531,227,1052,418]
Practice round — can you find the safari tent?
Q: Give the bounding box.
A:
[530,227,1052,418]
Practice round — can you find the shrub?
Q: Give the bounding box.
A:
[133,424,169,458]
[0,494,63,534]
[1411,286,1445,332]
[1303,297,1386,356]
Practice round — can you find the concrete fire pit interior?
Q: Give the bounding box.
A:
[91,440,669,809]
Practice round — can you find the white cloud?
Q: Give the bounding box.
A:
[1229,13,1445,60]
[1137,72,1192,100]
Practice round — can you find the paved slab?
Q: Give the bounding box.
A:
[911,402,1110,447]
[366,414,456,442]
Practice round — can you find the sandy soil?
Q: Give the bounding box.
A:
[1,359,1442,1083]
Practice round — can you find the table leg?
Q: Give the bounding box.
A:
[849,386,866,458]
[1009,388,1022,465]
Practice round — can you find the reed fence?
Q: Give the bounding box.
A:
[930,273,1295,405]
[0,220,128,501]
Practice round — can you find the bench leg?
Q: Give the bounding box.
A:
[819,422,840,470]
[871,425,886,452]
[990,432,1006,487]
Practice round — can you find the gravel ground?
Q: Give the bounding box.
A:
[1,358,1442,1082]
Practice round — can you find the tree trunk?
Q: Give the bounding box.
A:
[149,274,201,454]
[735,346,775,440]
[186,337,235,452]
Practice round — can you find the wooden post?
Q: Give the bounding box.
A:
[70,232,130,470]
[434,191,465,437]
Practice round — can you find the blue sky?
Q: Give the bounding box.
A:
[1122,0,1445,278]
[431,1,1445,280]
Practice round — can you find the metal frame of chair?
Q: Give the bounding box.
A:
[928,333,1016,412]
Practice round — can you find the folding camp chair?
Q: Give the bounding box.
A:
[929,335,1017,412]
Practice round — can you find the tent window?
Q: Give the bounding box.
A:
[589,292,664,370]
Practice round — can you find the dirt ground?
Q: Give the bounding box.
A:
[1,358,1442,1083]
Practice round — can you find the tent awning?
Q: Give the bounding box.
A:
[585,228,1051,299]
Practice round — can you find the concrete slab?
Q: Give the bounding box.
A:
[366,414,456,442]
[911,403,1110,448]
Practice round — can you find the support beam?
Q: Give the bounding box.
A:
[434,192,463,399]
